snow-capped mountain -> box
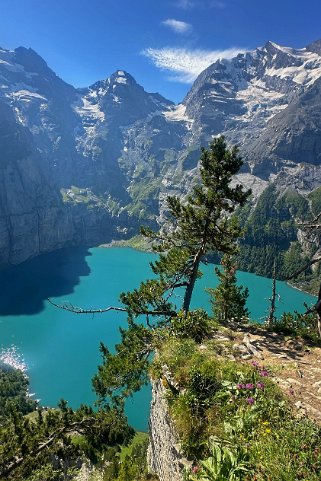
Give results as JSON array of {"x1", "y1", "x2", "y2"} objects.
[
  {"x1": 1, "y1": 40, "x2": 321, "y2": 266},
  {"x1": 183, "y1": 40, "x2": 321, "y2": 173}
]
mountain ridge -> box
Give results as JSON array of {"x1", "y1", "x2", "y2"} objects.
[{"x1": 0, "y1": 39, "x2": 321, "y2": 267}]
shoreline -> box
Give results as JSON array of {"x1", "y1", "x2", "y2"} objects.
[{"x1": 99, "y1": 235, "x2": 153, "y2": 252}]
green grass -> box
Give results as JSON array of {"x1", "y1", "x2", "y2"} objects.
[{"x1": 119, "y1": 432, "x2": 149, "y2": 461}]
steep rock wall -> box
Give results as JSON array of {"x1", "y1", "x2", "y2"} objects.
[{"x1": 148, "y1": 380, "x2": 188, "y2": 481}]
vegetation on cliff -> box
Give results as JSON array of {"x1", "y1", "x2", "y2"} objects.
[
  {"x1": 92, "y1": 136, "x2": 251, "y2": 405},
  {"x1": 153, "y1": 333, "x2": 321, "y2": 481}
]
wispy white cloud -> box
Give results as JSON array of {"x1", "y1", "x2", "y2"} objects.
[
  {"x1": 175, "y1": 0, "x2": 196, "y2": 9},
  {"x1": 175, "y1": 0, "x2": 226, "y2": 9},
  {"x1": 141, "y1": 47, "x2": 245, "y2": 83},
  {"x1": 162, "y1": 18, "x2": 192, "y2": 34}
]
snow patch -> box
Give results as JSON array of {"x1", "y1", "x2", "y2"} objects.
[
  {"x1": 114, "y1": 71, "x2": 127, "y2": 84},
  {"x1": 74, "y1": 95, "x2": 105, "y2": 121},
  {"x1": 265, "y1": 61, "x2": 321, "y2": 86},
  {"x1": 0, "y1": 49, "x2": 32, "y2": 76},
  {"x1": 12, "y1": 89, "x2": 47, "y2": 101},
  {"x1": 115, "y1": 76, "x2": 127, "y2": 84},
  {"x1": 260, "y1": 44, "x2": 321, "y2": 86},
  {"x1": 163, "y1": 104, "x2": 192, "y2": 122}
]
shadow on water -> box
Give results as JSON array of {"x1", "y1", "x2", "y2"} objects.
[{"x1": 0, "y1": 247, "x2": 92, "y2": 316}]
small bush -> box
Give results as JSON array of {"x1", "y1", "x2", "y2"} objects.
[
  {"x1": 171, "y1": 309, "x2": 214, "y2": 343},
  {"x1": 270, "y1": 311, "x2": 320, "y2": 344}
]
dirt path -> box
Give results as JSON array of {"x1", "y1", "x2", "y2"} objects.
[{"x1": 222, "y1": 324, "x2": 321, "y2": 424}]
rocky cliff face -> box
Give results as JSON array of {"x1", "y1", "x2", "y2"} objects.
[
  {"x1": 148, "y1": 380, "x2": 188, "y2": 481},
  {"x1": 1, "y1": 40, "x2": 321, "y2": 266},
  {"x1": 0, "y1": 48, "x2": 168, "y2": 265}
]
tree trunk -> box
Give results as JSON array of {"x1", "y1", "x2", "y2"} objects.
[
  {"x1": 266, "y1": 261, "x2": 277, "y2": 327},
  {"x1": 182, "y1": 247, "x2": 204, "y2": 313},
  {"x1": 317, "y1": 314, "x2": 321, "y2": 339}
]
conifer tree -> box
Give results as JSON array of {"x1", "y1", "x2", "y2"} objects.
[
  {"x1": 209, "y1": 254, "x2": 249, "y2": 323},
  {"x1": 93, "y1": 137, "x2": 251, "y2": 404},
  {"x1": 121, "y1": 135, "x2": 251, "y2": 317},
  {"x1": 50, "y1": 137, "x2": 251, "y2": 404}
]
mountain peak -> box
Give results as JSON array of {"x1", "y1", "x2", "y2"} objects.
[
  {"x1": 14, "y1": 46, "x2": 49, "y2": 73},
  {"x1": 109, "y1": 70, "x2": 136, "y2": 86},
  {"x1": 265, "y1": 40, "x2": 279, "y2": 49},
  {"x1": 306, "y1": 39, "x2": 321, "y2": 55},
  {"x1": 262, "y1": 40, "x2": 295, "y2": 55}
]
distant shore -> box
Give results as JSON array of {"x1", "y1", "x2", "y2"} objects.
[{"x1": 99, "y1": 235, "x2": 152, "y2": 252}]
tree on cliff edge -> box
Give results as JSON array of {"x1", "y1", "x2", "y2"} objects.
[
  {"x1": 92, "y1": 137, "x2": 251, "y2": 404},
  {"x1": 49, "y1": 137, "x2": 251, "y2": 404},
  {"x1": 208, "y1": 254, "x2": 249, "y2": 323},
  {"x1": 120, "y1": 135, "x2": 251, "y2": 318}
]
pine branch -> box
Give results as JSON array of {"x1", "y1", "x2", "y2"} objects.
[
  {"x1": 47, "y1": 298, "x2": 176, "y2": 318},
  {"x1": 1, "y1": 417, "x2": 97, "y2": 477},
  {"x1": 47, "y1": 298, "x2": 127, "y2": 314}
]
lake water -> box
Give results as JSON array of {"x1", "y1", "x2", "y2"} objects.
[{"x1": 0, "y1": 246, "x2": 316, "y2": 431}]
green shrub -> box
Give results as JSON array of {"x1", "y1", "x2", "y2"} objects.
[
  {"x1": 156, "y1": 334, "x2": 321, "y2": 480},
  {"x1": 0, "y1": 364, "x2": 36, "y2": 420},
  {"x1": 270, "y1": 311, "x2": 320, "y2": 344},
  {"x1": 171, "y1": 309, "x2": 214, "y2": 343}
]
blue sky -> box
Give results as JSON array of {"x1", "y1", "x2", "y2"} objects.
[{"x1": 1, "y1": 0, "x2": 321, "y2": 102}]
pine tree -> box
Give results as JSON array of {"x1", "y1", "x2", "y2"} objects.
[
  {"x1": 93, "y1": 137, "x2": 251, "y2": 404},
  {"x1": 121, "y1": 136, "x2": 251, "y2": 318},
  {"x1": 0, "y1": 401, "x2": 133, "y2": 480},
  {"x1": 208, "y1": 254, "x2": 249, "y2": 323},
  {"x1": 50, "y1": 136, "x2": 251, "y2": 322}
]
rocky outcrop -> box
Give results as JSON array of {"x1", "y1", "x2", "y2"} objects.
[{"x1": 148, "y1": 380, "x2": 188, "y2": 481}]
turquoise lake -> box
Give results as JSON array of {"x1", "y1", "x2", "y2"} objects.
[{"x1": 0, "y1": 246, "x2": 316, "y2": 431}]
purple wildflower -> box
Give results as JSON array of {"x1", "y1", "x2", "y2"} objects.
[
  {"x1": 237, "y1": 383, "x2": 246, "y2": 389},
  {"x1": 245, "y1": 383, "x2": 255, "y2": 390},
  {"x1": 259, "y1": 370, "x2": 269, "y2": 377},
  {"x1": 246, "y1": 397, "x2": 255, "y2": 405},
  {"x1": 289, "y1": 388, "x2": 294, "y2": 395},
  {"x1": 251, "y1": 360, "x2": 259, "y2": 368},
  {"x1": 256, "y1": 382, "x2": 265, "y2": 390}
]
